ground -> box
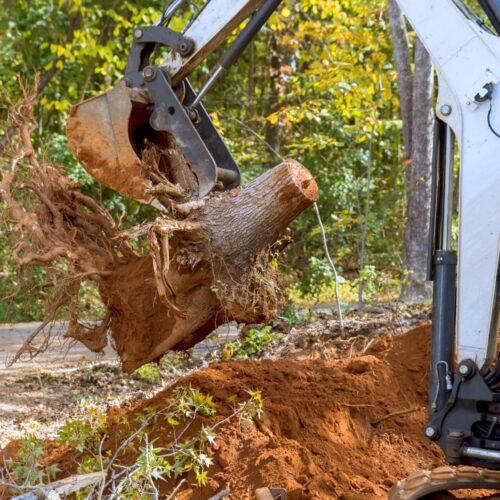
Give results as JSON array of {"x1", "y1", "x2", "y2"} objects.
[
  {"x1": 0, "y1": 305, "x2": 451, "y2": 499},
  {"x1": 0, "y1": 321, "x2": 237, "y2": 447}
]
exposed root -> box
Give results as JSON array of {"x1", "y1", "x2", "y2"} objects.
[
  {"x1": 1, "y1": 83, "x2": 138, "y2": 364},
  {"x1": 213, "y1": 250, "x2": 286, "y2": 324},
  {"x1": 141, "y1": 141, "x2": 199, "y2": 211},
  {"x1": 64, "y1": 312, "x2": 111, "y2": 353},
  {"x1": 148, "y1": 218, "x2": 203, "y2": 317}
]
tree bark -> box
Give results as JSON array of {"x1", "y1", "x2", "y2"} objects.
[
  {"x1": 388, "y1": 2, "x2": 434, "y2": 301},
  {"x1": 403, "y1": 39, "x2": 434, "y2": 300},
  {"x1": 388, "y1": 0, "x2": 413, "y2": 158},
  {"x1": 102, "y1": 160, "x2": 319, "y2": 372}
]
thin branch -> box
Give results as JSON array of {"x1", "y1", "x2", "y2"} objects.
[
  {"x1": 358, "y1": 126, "x2": 375, "y2": 308},
  {"x1": 166, "y1": 479, "x2": 187, "y2": 500},
  {"x1": 371, "y1": 407, "x2": 421, "y2": 426}
]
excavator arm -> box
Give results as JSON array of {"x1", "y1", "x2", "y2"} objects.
[{"x1": 67, "y1": 0, "x2": 281, "y2": 202}]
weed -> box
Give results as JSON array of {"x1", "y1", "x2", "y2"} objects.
[
  {"x1": 224, "y1": 326, "x2": 281, "y2": 358},
  {"x1": 280, "y1": 302, "x2": 301, "y2": 327},
  {"x1": 7, "y1": 435, "x2": 58, "y2": 487},
  {"x1": 133, "y1": 363, "x2": 162, "y2": 384},
  {"x1": 58, "y1": 403, "x2": 107, "y2": 453}
]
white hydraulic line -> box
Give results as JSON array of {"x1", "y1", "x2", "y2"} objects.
[{"x1": 314, "y1": 202, "x2": 345, "y2": 330}]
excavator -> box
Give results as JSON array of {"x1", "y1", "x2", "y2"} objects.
[{"x1": 65, "y1": 0, "x2": 500, "y2": 497}]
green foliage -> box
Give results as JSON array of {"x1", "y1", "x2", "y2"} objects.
[
  {"x1": 133, "y1": 363, "x2": 162, "y2": 384},
  {"x1": 0, "y1": 232, "x2": 47, "y2": 322},
  {"x1": 297, "y1": 256, "x2": 343, "y2": 301},
  {"x1": 8, "y1": 435, "x2": 58, "y2": 486},
  {"x1": 57, "y1": 403, "x2": 107, "y2": 452},
  {"x1": 225, "y1": 326, "x2": 281, "y2": 358},
  {"x1": 238, "y1": 389, "x2": 264, "y2": 426},
  {"x1": 172, "y1": 385, "x2": 218, "y2": 418},
  {"x1": 279, "y1": 302, "x2": 302, "y2": 327}
]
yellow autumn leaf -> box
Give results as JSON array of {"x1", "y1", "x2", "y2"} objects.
[
  {"x1": 266, "y1": 111, "x2": 281, "y2": 125},
  {"x1": 281, "y1": 6, "x2": 291, "y2": 18}
]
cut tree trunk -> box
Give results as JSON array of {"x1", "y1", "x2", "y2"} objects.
[{"x1": 101, "y1": 160, "x2": 319, "y2": 372}]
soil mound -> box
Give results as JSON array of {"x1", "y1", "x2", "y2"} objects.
[
  {"x1": 3, "y1": 324, "x2": 442, "y2": 499},
  {"x1": 156, "y1": 323, "x2": 441, "y2": 499}
]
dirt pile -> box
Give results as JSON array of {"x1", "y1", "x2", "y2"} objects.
[
  {"x1": 162, "y1": 323, "x2": 441, "y2": 499},
  {"x1": 2, "y1": 324, "x2": 442, "y2": 499}
]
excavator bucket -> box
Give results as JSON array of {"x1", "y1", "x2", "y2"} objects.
[{"x1": 67, "y1": 82, "x2": 152, "y2": 203}]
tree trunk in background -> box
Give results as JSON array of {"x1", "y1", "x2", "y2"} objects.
[
  {"x1": 403, "y1": 39, "x2": 434, "y2": 300},
  {"x1": 388, "y1": 0, "x2": 413, "y2": 157},
  {"x1": 265, "y1": 33, "x2": 285, "y2": 165},
  {"x1": 388, "y1": 0, "x2": 434, "y2": 301}
]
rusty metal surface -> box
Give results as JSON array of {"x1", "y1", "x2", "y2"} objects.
[{"x1": 66, "y1": 82, "x2": 151, "y2": 203}]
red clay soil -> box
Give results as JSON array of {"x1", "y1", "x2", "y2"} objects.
[
  {"x1": 3, "y1": 324, "x2": 445, "y2": 499},
  {"x1": 167, "y1": 324, "x2": 442, "y2": 499}
]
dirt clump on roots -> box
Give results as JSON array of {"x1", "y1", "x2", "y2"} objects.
[{"x1": 13, "y1": 324, "x2": 446, "y2": 499}]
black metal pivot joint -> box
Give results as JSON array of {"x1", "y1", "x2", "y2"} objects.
[
  {"x1": 125, "y1": 25, "x2": 195, "y2": 76},
  {"x1": 458, "y1": 359, "x2": 476, "y2": 380}
]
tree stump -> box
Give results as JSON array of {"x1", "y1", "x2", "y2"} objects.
[
  {"x1": 1, "y1": 99, "x2": 319, "y2": 372},
  {"x1": 101, "y1": 160, "x2": 319, "y2": 372}
]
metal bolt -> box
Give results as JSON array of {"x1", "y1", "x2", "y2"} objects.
[
  {"x1": 187, "y1": 108, "x2": 199, "y2": 123},
  {"x1": 178, "y1": 39, "x2": 194, "y2": 56},
  {"x1": 134, "y1": 28, "x2": 144, "y2": 40},
  {"x1": 440, "y1": 104, "x2": 452, "y2": 116},
  {"x1": 425, "y1": 426, "x2": 437, "y2": 439},
  {"x1": 459, "y1": 364, "x2": 471, "y2": 376},
  {"x1": 143, "y1": 66, "x2": 156, "y2": 81}
]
